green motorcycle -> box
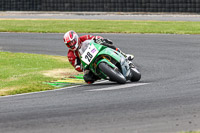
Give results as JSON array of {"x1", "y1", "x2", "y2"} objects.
[{"x1": 79, "y1": 40, "x2": 141, "y2": 84}]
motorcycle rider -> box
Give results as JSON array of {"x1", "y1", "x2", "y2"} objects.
[{"x1": 63, "y1": 30, "x2": 134, "y2": 84}]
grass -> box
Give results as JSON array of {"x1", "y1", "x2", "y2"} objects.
[
  {"x1": 0, "y1": 51, "x2": 80, "y2": 96},
  {"x1": 0, "y1": 19, "x2": 200, "y2": 34},
  {"x1": 181, "y1": 131, "x2": 200, "y2": 133}
]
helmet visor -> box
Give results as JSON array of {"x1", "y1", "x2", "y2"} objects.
[{"x1": 66, "y1": 39, "x2": 77, "y2": 49}]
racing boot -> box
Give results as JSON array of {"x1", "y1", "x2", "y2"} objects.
[
  {"x1": 126, "y1": 54, "x2": 134, "y2": 61},
  {"x1": 128, "y1": 60, "x2": 135, "y2": 68},
  {"x1": 83, "y1": 70, "x2": 100, "y2": 84}
]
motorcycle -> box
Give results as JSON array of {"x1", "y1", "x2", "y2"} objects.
[{"x1": 79, "y1": 40, "x2": 141, "y2": 84}]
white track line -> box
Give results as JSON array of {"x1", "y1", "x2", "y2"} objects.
[
  {"x1": 0, "y1": 80, "x2": 107, "y2": 98},
  {"x1": 0, "y1": 84, "x2": 83, "y2": 98},
  {"x1": 87, "y1": 83, "x2": 149, "y2": 92},
  {"x1": 0, "y1": 81, "x2": 148, "y2": 98}
]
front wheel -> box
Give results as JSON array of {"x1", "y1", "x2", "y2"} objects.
[{"x1": 98, "y1": 62, "x2": 126, "y2": 84}]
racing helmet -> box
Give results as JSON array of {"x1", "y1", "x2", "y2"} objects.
[{"x1": 63, "y1": 30, "x2": 79, "y2": 51}]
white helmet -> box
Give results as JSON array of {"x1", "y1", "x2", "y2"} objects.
[{"x1": 63, "y1": 30, "x2": 79, "y2": 51}]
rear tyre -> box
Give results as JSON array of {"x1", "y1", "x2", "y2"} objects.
[
  {"x1": 130, "y1": 68, "x2": 141, "y2": 82},
  {"x1": 98, "y1": 62, "x2": 126, "y2": 84}
]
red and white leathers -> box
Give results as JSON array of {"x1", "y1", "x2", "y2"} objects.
[{"x1": 67, "y1": 35, "x2": 103, "y2": 72}]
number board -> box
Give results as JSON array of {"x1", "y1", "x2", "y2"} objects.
[{"x1": 81, "y1": 44, "x2": 98, "y2": 65}]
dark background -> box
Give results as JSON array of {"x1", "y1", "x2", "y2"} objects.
[{"x1": 0, "y1": 0, "x2": 200, "y2": 13}]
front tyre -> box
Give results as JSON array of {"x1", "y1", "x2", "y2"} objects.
[{"x1": 98, "y1": 62, "x2": 126, "y2": 84}]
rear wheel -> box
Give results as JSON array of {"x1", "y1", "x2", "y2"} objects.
[
  {"x1": 98, "y1": 62, "x2": 126, "y2": 84},
  {"x1": 130, "y1": 68, "x2": 141, "y2": 82}
]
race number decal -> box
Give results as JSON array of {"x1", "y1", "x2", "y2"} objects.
[{"x1": 81, "y1": 44, "x2": 98, "y2": 65}]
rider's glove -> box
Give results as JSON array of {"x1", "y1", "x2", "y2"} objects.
[
  {"x1": 104, "y1": 39, "x2": 113, "y2": 44},
  {"x1": 94, "y1": 38, "x2": 104, "y2": 44},
  {"x1": 94, "y1": 38, "x2": 113, "y2": 45},
  {"x1": 75, "y1": 57, "x2": 83, "y2": 72},
  {"x1": 75, "y1": 65, "x2": 82, "y2": 72}
]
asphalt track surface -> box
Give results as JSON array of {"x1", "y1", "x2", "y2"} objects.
[
  {"x1": 0, "y1": 32, "x2": 200, "y2": 133},
  {"x1": 1, "y1": 12, "x2": 200, "y2": 21}
]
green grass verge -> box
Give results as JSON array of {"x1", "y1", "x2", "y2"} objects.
[
  {"x1": 0, "y1": 19, "x2": 200, "y2": 34},
  {"x1": 0, "y1": 51, "x2": 77, "y2": 96},
  {"x1": 181, "y1": 131, "x2": 200, "y2": 133}
]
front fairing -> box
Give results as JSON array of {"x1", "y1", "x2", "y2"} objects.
[{"x1": 79, "y1": 40, "x2": 103, "y2": 70}]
